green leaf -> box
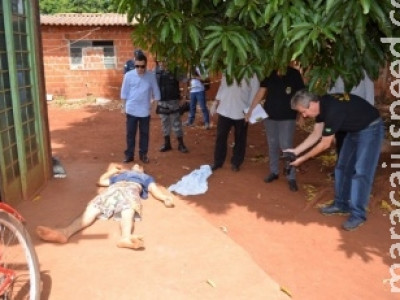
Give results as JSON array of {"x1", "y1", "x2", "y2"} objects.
[
  {"x1": 360, "y1": 0, "x2": 370, "y2": 14},
  {"x1": 188, "y1": 24, "x2": 200, "y2": 50},
  {"x1": 202, "y1": 37, "x2": 222, "y2": 58},
  {"x1": 228, "y1": 35, "x2": 248, "y2": 63}
]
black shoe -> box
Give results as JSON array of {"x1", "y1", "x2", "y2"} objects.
[
  {"x1": 159, "y1": 144, "x2": 172, "y2": 152},
  {"x1": 139, "y1": 154, "x2": 149, "y2": 164},
  {"x1": 231, "y1": 165, "x2": 239, "y2": 172},
  {"x1": 264, "y1": 173, "x2": 279, "y2": 183},
  {"x1": 211, "y1": 164, "x2": 221, "y2": 171},
  {"x1": 178, "y1": 144, "x2": 188, "y2": 153},
  {"x1": 288, "y1": 180, "x2": 298, "y2": 192},
  {"x1": 123, "y1": 157, "x2": 133, "y2": 163}
]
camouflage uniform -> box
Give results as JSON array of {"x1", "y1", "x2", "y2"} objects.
[
  {"x1": 156, "y1": 66, "x2": 188, "y2": 153},
  {"x1": 158, "y1": 100, "x2": 183, "y2": 137}
]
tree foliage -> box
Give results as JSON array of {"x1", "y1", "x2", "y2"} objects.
[
  {"x1": 39, "y1": 0, "x2": 118, "y2": 14},
  {"x1": 113, "y1": 0, "x2": 397, "y2": 93}
]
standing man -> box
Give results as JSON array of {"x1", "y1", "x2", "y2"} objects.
[
  {"x1": 120, "y1": 52, "x2": 160, "y2": 164},
  {"x1": 211, "y1": 74, "x2": 259, "y2": 172},
  {"x1": 155, "y1": 59, "x2": 188, "y2": 153},
  {"x1": 288, "y1": 90, "x2": 384, "y2": 231},
  {"x1": 245, "y1": 67, "x2": 305, "y2": 191}
]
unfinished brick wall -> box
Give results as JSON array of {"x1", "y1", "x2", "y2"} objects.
[{"x1": 41, "y1": 25, "x2": 156, "y2": 100}]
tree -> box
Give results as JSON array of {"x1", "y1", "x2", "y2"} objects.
[
  {"x1": 39, "y1": 0, "x2": 118, "y2": 14},
  {"x1": 114, "y1": 0, "x2": 396, "y2": 94}
]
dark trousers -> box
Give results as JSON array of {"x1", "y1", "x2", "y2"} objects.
[
  {"x1": 213, "y1": 115, "x2": 248, "y2": 168},
  {"x1": 124, "y1": 114, "x2": 150, "y2": 159}
]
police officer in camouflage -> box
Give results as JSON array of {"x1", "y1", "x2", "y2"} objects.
[{"x1": 155, "y1": 59, "x2": 188, "y2": 153}]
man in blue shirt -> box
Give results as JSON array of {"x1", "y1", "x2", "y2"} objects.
[{"x1": 120, "y1": 52, "x2": 161, "y2": 164}]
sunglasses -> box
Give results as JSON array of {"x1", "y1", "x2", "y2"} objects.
[{"x1": 135, "y1": 65, "x2": 146, "y2": 69}]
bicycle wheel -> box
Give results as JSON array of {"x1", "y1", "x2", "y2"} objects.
[{"x1": 0, "y1": 211, "x2": 40, "y2": 299}]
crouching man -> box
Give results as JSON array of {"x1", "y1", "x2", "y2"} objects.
[{"x1": 287, "y1": 90, "x2": 384, "y2": 231}]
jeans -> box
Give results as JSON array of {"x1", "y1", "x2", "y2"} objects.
[
  {"x1": 264, "y1": 118, "x2": 296, "y2": 180},
  {"x1": 188, "y1": 91, "x2": 210, "y2": 124},
  {"x1": 213, "y1": 115, "x2": 248, "y2": 168},
  {"x1": 124, "y1": 114, "x2": 150, "y2": 159},
  {"x1": 333, "y1": 118, "x2": 384, "y2": 220}
]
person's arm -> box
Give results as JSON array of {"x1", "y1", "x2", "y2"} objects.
[
  {"x1": 151, "y1": 74, "x2": 161, "y2": 101},
  {"x1": 290, "y1": 122, "x2": 324, "y2": 156},
  {"x1": 244, "y1": 87, "x2": 267, "y2": 122},
  {"x1": 97, "y1": 165, "x2": 123, "y2": 187},
  {"x1": 287, "y1": 122, "x2": 333, "y2": 166},
  {"x1": 148, "y1": 182, "x2": 174, "y2": 207},
  {"x1": 211, "y1": 76, "x2": 226, "y2": 116},
  {"x1": 120, "y1": 75, "x2": 128, "y2": 113},
  {"x1": 291, "y1": 134, "x2": 334, "y2": 166}
]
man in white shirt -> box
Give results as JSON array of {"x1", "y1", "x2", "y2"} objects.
[{"x1": 210, "y1": 74, "x2": 259, "y2": 172}]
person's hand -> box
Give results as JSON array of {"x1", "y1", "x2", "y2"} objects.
[
  {"x1": 244, "y1": 111, "x2": 252, "y2": 122},
  {"x1": 120, "y1": 103, "x2": 125, "y2": 114},
  {"x1": 107, "y1": 163, "x2": 123, "y2": 173},
  {"x1": 210, "y1": 101, "x2": 218, "y2": 116}
]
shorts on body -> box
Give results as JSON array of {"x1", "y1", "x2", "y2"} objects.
[{"x1": 91, "y1": 181, "x2": 143, "y2": 221}]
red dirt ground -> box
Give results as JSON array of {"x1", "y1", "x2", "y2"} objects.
[{"x1": 27, "y1": 101, "x2": 396, "y2": 299}]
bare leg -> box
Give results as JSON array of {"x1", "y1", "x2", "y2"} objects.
[
  {"x1": 116, "y1": 209, "x2": 144, "y2": 250},
  {"x1": 36, "y1": 203, "x2": 101, "y2": 244}
]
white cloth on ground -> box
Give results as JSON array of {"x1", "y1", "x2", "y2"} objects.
[{"x1": 168, "y1": 165, "x2": 212, "y2": 196}]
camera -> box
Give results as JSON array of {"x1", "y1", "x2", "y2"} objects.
[{"x1": 282, "y1": 151, "x2": 296, "y2": 176}]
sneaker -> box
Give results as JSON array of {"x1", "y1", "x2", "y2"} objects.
[
  {"x1": 320, "y1": 205, "x2": 350, "y2": 216},
  {"x1": 184, "y1": 121, "x2": 194, "y2": 127},
  {"x1": 204, "y1": 123, "x2": 210, "y2": 130},
  {"x1": 342, "y1": 216, "x2": 365, "y2": 231}
]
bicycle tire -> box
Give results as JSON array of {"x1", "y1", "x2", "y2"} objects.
[{"x1": 0, "y1": 211, "x2": 40, "y2": 299}]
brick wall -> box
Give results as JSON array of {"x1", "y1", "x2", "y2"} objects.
[{"x1": 41, "y1": 25, "x2": 156, "y2": 100}]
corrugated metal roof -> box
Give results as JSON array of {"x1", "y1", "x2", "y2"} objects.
[{"x1": 40, "y1": 13, "x2": 137, "y2": 26}]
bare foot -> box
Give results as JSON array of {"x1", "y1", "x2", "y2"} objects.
[
  {"x1": 36, "y1": 226, "x2": 68, "y2": 244},
  {"x1": 117, "y1": 236, "x2": 145, "y2": 250},
  {"x1": 163, "y1": 197, "x2": 175, "y2": 208}
]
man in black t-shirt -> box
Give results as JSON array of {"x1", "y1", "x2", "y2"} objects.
[
  {"x1": 245, "y1": 67, "x2": 305, "y2": 192},
  {"x1": 287, "y1": 90, "x2": 384, "y2": 231}
]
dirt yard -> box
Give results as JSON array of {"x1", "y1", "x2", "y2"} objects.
[{"x1": 36, "y1": 100, "x2": 395, "y2": 299}]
